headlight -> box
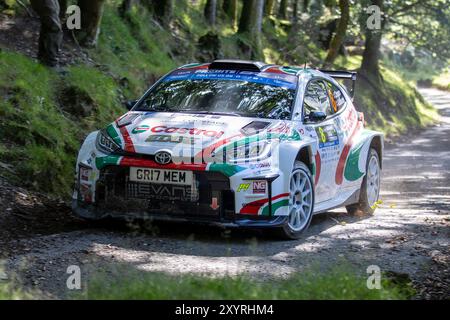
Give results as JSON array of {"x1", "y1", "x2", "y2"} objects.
[
  {"x1": 218, "y1": 141, "x2": 271, "y2": 162},
  {"x1": 96, "y1": 130, "x2": 122, "y2": 154}
]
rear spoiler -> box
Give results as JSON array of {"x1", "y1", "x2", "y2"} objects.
[{"x1": 319, "y1": 69, "x2": 357, "y2": 99}]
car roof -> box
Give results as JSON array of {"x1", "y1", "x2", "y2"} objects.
[
  {"x1": 177, "y1": 60, "x2": 319, "y2": 77},
  {"x1": 169, "y1": 60, "x2": 348, "y2": 92},
  {"x1": 167, "y1": 60, "x2": 355, "y2": 98}
]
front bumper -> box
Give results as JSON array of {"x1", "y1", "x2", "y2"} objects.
[
  {"x1": 72, "y1": 199, "x2": 288, "y2": 228},
  {"x1": 73, "y1": 163, "x2": 288, "y2": 228},
  {"x1": 74, "y1": 129, "x2": 291, "y2": 227}
]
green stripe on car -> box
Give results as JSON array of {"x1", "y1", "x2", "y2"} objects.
[
  {"x1": 106, "y1": 124, "x2": 122, "y2": 146},
  {"x1": 95, "y1": 155, "x2": 122, "y2": 170},
  {"x1": 261, "y1": 198, "x2": 290, "y2": 216}
]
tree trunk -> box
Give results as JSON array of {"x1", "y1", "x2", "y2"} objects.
[
  {"x1": 151, "y1": 0, "x2": 173, "y2": 26},
  {"x1": 238, "y1": 0, "x2": 264, "y2": 58},
  {"x1": 324, "y1": 0, "x2": 350, "y2": 67},
  {"x1": 360, "y1": 0, "x2": 384, "y2": 83},
  {"x1": 77, "y1": 0, "x2": 105, "y2": 48},
  {"x1": 238, "y1": 0, "x2": 263, "y2": 35},
  {"x1": 204, "y1": 0, "x2": 217, "y2": 26},
  {"x1": 222, "y1": 0, "x2": 237, "y2": 23},
  {"x1": 303, "y1": 0, "x2": 309, "y2": 12},
  {"x1": 292, "y1": 0, "x2": 299, "y2": 24},
  {"x1": 238, "y1": 0, "x2": 253, "y2": 33},
  {"x1": 278, "y1": 0, "x2": 288, "y2": 19},
  {"x1": 265, "y1": 0, "x2": 275, "y2": 16},
  {"x1": 59, "y1": 0, "x2": 68, "y2": 20},
  {"x1": 254, "y1": 0, "x2": 264, "y2": 34},
  {"x1": 119, "y1": 0, "x2": 134, "y2": 17}
]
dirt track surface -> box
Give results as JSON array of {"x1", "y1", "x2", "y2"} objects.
[{"x1": 1, "y1": 88, "x2": 449, "y2": 299}]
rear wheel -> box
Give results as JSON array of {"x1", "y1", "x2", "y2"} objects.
[
  {"x1": 346, "y1": 148, "x2": 381, "y2": 215},
  {"x1": 277, "y1": 162, "x2": 314, "y2": 240}
]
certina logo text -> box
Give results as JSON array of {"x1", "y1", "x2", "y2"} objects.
[
  {"x1": 146, "y1": 135, "x2": 199, "y2": 144},
  {"x1": 151, "y1": 126, "x2": 225, "y2": 138}
]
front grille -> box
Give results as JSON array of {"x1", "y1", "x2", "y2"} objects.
[
  {"x1": 95, "y1": 166, "x2": 235, "y2": 220},
  {"x1": 126, "y1": 182, "x2": 196, "y2": 202}
]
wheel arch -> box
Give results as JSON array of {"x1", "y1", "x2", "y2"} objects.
[
  {"x1": 277, "y1": 138, "x2": 317, "y2": 187},
  {"x1": 369, "y1": 135, "x2": 383, "y2": 169},
  {"x1": 343, "y1": 129, "x2": 383, "y2": 185},
  {"x1": 295, "y1": 145, "x2": 314, "y2": 174}
]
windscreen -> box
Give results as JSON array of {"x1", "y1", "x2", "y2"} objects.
[{"x1": 133, "y1": 71, "x2": 297, "y2": 120}]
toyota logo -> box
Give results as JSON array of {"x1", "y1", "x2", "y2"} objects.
[{"x1": 154, "y1": 151, "x2": 172, "y2": 165}]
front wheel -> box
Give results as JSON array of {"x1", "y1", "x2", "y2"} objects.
[
  {"x1": 277, "y1": 162, "x2": 315, "y2": 240},
  {"x1": 346, "y1": 148, "x2": 381, "y2": 215}
]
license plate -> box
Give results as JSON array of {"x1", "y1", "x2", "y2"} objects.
[{"x1": 129, "y1": 167, "x2": 193, "y2": 186}]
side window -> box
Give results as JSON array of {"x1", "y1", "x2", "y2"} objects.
[
  {"x1": 303, "y1": 80, "x2": 333, "y2": 118},
  {"x1": 325, "y1": 81, "x2": 347, "y2": 113}
]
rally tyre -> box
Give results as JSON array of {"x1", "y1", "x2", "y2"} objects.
[
  {"x1": 276, "y1": 161, "x2": 315, "y2": 240},
  {"x1": 346, "y1": 148, "x2": 381, "y2": 216}
]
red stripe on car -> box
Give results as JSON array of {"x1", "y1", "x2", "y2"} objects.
[
  {"x1": 119, "y1": 157, "x2": 207, "y2": 171},
  {"x1": 335, "y1": 121, "x2": 362, "y2": 185},
  {"x1": 196, "y1": 133, "x2": 244, "y2": 161},
  {"x1": 181, "y1": 64, "x2": 210, "y2": 70},
  {"x1": 264, "y1": 67, "x2": 285, "y2": 74},
  {"x1": 239, "y1": 193, "x2": 290, "y2": 215},
  {"x1": 118, "y1": 126, "x2": 136, "y2": 153},
  {"x1": 315, "y1": 152, "x2": 321, "y2": 186}
]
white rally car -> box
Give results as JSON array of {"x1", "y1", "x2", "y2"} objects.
[{"x1": 73, "y1": 60, "x2": 383, "y2": 239}]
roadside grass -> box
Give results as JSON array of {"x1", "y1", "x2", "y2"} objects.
[
  {"x1": 0, "y1": 50, "x2": 127, "y2": 195},
  {"x1": 0, "y1": 1, "x2": 179, "y2": 196},
  {"x1": 0, "y1": 282, "x2": 28, "y2": 300},
  {"x1": 0, "y1": 268, "x2": 30, "y2": 300},
  {"x1": 94, "y1": 4, "x2": 176, "y2": 97},
  {"x1": 0, "y1": 51, "x2": 78, "y2": 194},
  {"x1": 356, "y1": 67, "x2": 438, "y2": 137},
  {"x1": 335, "y1": 55, "x2": 438, "y2": 137},
  {"x1": 433, "y1": 69, "x2": 450, "y2": 91},
  {"x1": 383, "y1": 58, "x2": 450, "y2": 92},
  {"x1": 84, "y1": 267, "x2": 413, "y2": 300},
  {"x1": 63, "y1": 65, "x2": 123, "y2": 127}
]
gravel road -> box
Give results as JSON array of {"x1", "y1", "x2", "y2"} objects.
[{"x1": 1, "y1": 88, "x2": 449, "y2": 299}]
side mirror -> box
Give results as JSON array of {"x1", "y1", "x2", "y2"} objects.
[
  {"x1": 307, "y1": 111, "x2": 327, "y2": 123},
  {"x1": 124, "y1": 100, "x2": 138, "y2": 111}
]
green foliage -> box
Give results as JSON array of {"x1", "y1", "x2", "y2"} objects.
[
  {"x1": 386, "y1": 0, "x2": 450, "y2": 62},
  {"x1": 0, "y1": 283, "x2": 24, "y2": 300},
  {"x1": 84, "y1": 266, "x2": 412, "y2": 300},
  {"x1": 0, "y1": 268, "x2": 30, "y2": 300},
  {"x1": 0, "y1": 50, "x2": 126, "y2": 195},
  {"x1": 333, "y1": 55, "x2": 438, "y2": 136},
  {"x1": 0, "y1": 51, "x2": 78, "y2": 194},
  {"x1": 0, "y1": 2, "x2": 184, "y2": 195},
  {"x1": 354, "y1": 67, "x2": 438, "y2": 136},
  {"x1": 94, "y1": 5, "x2": 176, "y2": 97},
  {"x1": 64, "y1": 65, "x2": 123, "y2": 127}
]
